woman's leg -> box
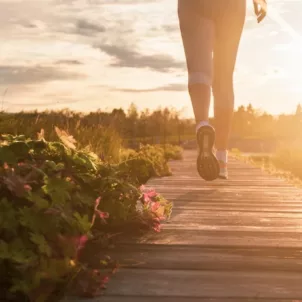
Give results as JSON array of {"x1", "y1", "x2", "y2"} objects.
[
  {"x1": 178, "y1": 0, "x2": 215, "y2": 124},
  {"x1": 212, "y1": 0, "x2": 246, "y2": 151},
  {"x1": 178, "y1": 1, "x2": 221, "y2": 181}
]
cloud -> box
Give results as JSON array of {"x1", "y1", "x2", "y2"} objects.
[
  {"x1": 54, "y1": 60, "x2": 82, "y2": 65},
  {"x1": 96, "y1": 44, "x2": 185, "y2": 72},
  {"x1": 75, "y1": 19, "x2": 106, "y2": 35},
  {"x1": 113, "y1": 83, "x2": 186, "y2": 93},
  {"x1": 0, "y1": 65, "x2": 83, "y2": 86},
  {"x1": 53, "y1": 18, "x2": 107, "y2": 37}
]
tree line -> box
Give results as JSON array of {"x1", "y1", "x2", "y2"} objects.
[{"x1": 1, "y1": 103, "x2": 302, "y2": 145}]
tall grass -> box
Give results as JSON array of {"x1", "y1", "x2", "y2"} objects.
[
  {"x1": 272, "y1": 148, "x2": 302, "y2": 180},
  {"x1": 0, "y1": 112, "x2": 122, "y2": 162},
  {"x1": 235, "y1": 147, "x2": 302, "y2": 183}
]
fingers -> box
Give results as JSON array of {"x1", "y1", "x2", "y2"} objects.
[
  {"x1": 254, "y1": 1, "x2": 267, "y2": 23},
  {"x1": 254, "y1": 3, "x2": 259, "y2": 15},
  {"x1": 257, "y1": 9, "x2": 267, "y2": 23}
]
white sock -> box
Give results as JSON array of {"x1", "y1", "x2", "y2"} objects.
[
  {"x1": 195, "y1": 120, "x2": 209, "y2": 134},
  {"x1": 216, "y1": 150, "x2": 228, "y2": 163}
]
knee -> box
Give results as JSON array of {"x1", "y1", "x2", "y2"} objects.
[{"x1": 188, "y1": 72, "x2": 212, "y2": 86}]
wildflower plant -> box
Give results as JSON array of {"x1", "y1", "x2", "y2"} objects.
[{"x1": 0, "y1": 130, "x2": 173, "y2": 301}]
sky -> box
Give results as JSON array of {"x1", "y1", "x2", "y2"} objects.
[{"x1": 1, "y1": 0, "x2": 302, "y2": 117}]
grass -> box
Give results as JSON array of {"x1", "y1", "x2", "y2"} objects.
[{"x1": 230, "y1": 148, "x2": 302, "y2": 187}]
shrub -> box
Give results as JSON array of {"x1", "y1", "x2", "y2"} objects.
[
  {"x1": 161, "y1": 144, "x2": 183, "y2": 161},
  {"x1": 0, "y1": 131, "x2": 173, "y2": 301},
  {"x1": 119, "y1": 144, "x2": 173, "y2": 185}
]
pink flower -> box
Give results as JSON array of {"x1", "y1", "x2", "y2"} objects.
[
  {"x1": 76, "y1": 235, "x2": 88, "y2": 251},
  {"x1": 153, "y1": 217, "x2": 160, "y2": 223},
  {"x1": 93, "y1": 196, "x2": 109, "y2": 223},
  {"x1": 152, "y1": 217, "x2": 161, "y2": 232},
  {"x1": 142, "y1": 188, "x2": 158, "y2": 204},
  {"x1": 97, "y1": 211, "x2": 109, "y2": 219},
  {"x1": 147, "y1": 190, "x2": 157, "y2": 198},
  {"x1": 159, "y1": 215, "x2": 166, "y2": 221},
  {"x1": 95, "y1": 197, "x2": 101, "y2": 208},
  {"x1": 142, "y1": 193, "x2": 151, "y2": 204},
  {"x1": 151, "y1": 202, "x2": 160, "y2": 212},
  {"x1": 3, "y1": 163, "x2": 9, "y2": 169},
  {"x1": 96, "y1": 210, "x2": 109, "y2": 223},
  {"x1": 24, "y1": 184, "x2": 32, "y2": 192},
  {"x1": 102, "y1": 276, "x2": 109, "y2": 284},
  {"x1": 139, "y1": 185, "x2": 146, "y2": 191},
  {"x1": 18, "y1": 162, "x2": 25, "y2": 167},
  {"x1": 153, "y1": 223, "x2": 161, "y2": 233}
]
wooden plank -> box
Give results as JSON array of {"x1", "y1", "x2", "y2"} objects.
[
  {"x1": 149, "y1": 179, "x2": 293, "y2": 186},
  {"x1": 66, "y1": 296, "x2": 298, "y2": 302},
  {"x1": 166, "y1": 198, "x2": 302, "y2": 204},
  {"x1": 156, "y1": 193, "x2": 302, "y2": 200},
  {"x1": 169, "y1": 210, "x2": 302, "y2": 218},
  {"x1": 127, "y1": 229, "x2": 302, "y2": 248},
  {"x1": 153, "y1": 187, "x2": 301, "y2": 193},
  {"x1": 172, "y1": 204, "x2": 302, "y2": 211},
  {"x1": 84, "y1": 245, "x2": 302, "y2": 272},
  {"x1": 104, "y1": 269, "x2": 302, "y2": 298},
  {"x1": 162, "y1": 224, "x2": 302, "y2": 232}
]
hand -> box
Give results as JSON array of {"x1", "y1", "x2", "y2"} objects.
[{"x1": 253, "y1": 0, "x2": 267, "y2": 23}]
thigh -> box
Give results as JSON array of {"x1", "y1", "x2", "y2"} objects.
[
  {"x1": 213, "y1": 0, "x2": 246, "y2": 85},
  {"x1": 178, "y1": 0, "x2": 215, "y2": 84}
]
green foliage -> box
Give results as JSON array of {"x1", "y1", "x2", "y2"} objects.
[
  {"x1": 0, "y1": 132, "x2": 173, "y2": 301},
  {"x1": 272, "y1": 148, "x2": 302, "y2": 179},
  {"x1": 161, "y1": 144, "x2": 183, "y2": 161},
  {"x1": 119, "y1": 144, "x2": 175, "y2": 185}
]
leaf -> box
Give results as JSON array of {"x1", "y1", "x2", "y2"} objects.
[
  {"x1": 73, "y1": 212, "x2": 92, "y2": 233},
  {"x1": 30, "y1": 233, "x2": 52, "y2": 257},
  {"x1": 27, "y1": 192, "x2": 49, "y2": 209},
  {"x1": 10, "y1": 238, "x2": 37, "y2": 264},
  {"x1": 27, "y1": 139, "x2": 48, "y2": 151},
  {"x1": 42, "y1": 178, "x2": 73, "y2": 205},
  {"x1": 0, "y1": 198, "x2": 18, "y2": 231},
  {"x1": 3, "y1": 172, "x2": 31, "y2": 197},
  {"x1": 48, "y1": 142, "x2": 67, "y2": 154},
  {"x1": 76, "y1": 152, "x2": 98, "y2": 171},
  {"x1": 55, "y1": 126, "x2": 77, "y2": 150},
  {"x1": 0, "y1": 145, "x2": 16, "y2": 164},
  {"x1": 7, "y1": 141, "x2": 30, "y2": 158},
  {"x1": 18, "y1": 207, "x2": 37, "y2": 230}
]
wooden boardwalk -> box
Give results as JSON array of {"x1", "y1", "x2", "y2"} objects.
[{"x1": 72, "y1": 150, "x2": 302, "y2": 301}]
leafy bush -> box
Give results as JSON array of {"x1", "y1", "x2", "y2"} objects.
[
  {"x1": 161, "y1": 144, "x2": 183, "y2": 161},
  {"x1": 0, "y1": 131, "x2": 173, "y2": 301},
  {"x1": 119, "y1": 144, "x2": 173, "y2": 184}
]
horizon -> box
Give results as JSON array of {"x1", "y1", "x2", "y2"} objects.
[
  {"x1": 2, "y1": 102, "x2": 301, "y2": 119},
  {"x1": 1, "y1": 0, "x2": 302, "y2": 117}
]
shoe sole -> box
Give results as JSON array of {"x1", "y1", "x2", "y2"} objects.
[{"x1": 196, "y1": 126, "x2": 220, "y2": 181}]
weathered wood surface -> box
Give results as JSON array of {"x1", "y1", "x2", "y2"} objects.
[{"x1": 68, "y1": 150, "x2": 302, "y2": 301}]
